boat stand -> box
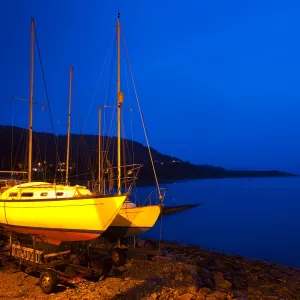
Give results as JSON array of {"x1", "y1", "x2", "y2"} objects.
[
  {"x1": 0, "y1": 234, "x2": 109, "y2": 294},
  {"x1": 92, "y1": 236, "x2": 163, "y2": 263}
]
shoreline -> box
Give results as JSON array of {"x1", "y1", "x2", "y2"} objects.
[
  {"x1": 151, "y1": 238, "x2": 299, "y2": 270},
  {"x1": 135, "y1": 173, "x2": 298, "y2": 188},
  {"x1": 0, "y1": 238, "x2": 299, "y2": 299}
]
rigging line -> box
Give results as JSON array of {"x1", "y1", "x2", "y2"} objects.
[
  {"x1": 24, "y1": 119, "x2": 29, "y2": 177},
  {"x1": 103, "y1": 83, "x2": 118, "y2": 172},
  {"x1": 10, "y1": 99, "x2": 15, "y2": 176},
  {"x1": 94, "y1": 37, "x2": 116, "y2": 180},
  {"x1": 34, "y1": 133, "x2": 42, "y2": 174},
  {"x1": 80, "y1": 27, "x2": 116, "y2": 140},
  {"x1": 44, "y1": 122, "x2": 47, "y2": 181},
  {"x1": 72, "y1": 89, "x2": 89, "y2": 181},
  {"x1": 73, "y1": 93, "x2": 81, "y2": 183},
  {"x1": 103, "y1": 41, "x2": 117, "y2": 165},
  {"x1": 123, "y1": 57, "x2": 134, "y2": 167},
  {"x1": 12, "y1": 127, "x2": 26, "y2": 173},
  {"x1": 105, "y1": 108, "x2": 117, "y2": 172},
  {"x1": 121, "y1": 29, "x2": 163, "y2": 199},
  {"x1": 124, "y1": 51, "x2": 135, "y2": 166},
  {"x1": 108, "y1": 59, "x2": 118, "y2": 154},
  {"x1": 34, "y1": 27, "x2": 61, "y2": 179},
  {"x1": 158, "y1": 209, "x2": 163, "y2": 257},
  {"x1": 102, "y1": 40, "x2": 115, "y2": 138},
  {"x1": 76, "y1": 29, "x2": 116, "y2": 183},
  {"x1": 120, "y1": 112, "x2": 132, "y2": 170}
]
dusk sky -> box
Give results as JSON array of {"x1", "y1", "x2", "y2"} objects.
[{"x1": 1, "y1": 0, "x2": 300, "y2": 174}]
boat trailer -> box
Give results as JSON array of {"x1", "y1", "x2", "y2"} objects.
[
  {"x1": 0, "y1": 234, "x2": 117, "y2": 294},
  {"x1": 0, "y1": 234, "x2": 163, "y2": 294}
]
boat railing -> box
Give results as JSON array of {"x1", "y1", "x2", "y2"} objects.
[
  {"x1": 143, "y1": 187, "x2": 167, "y2": 206},
  {"x1": 88, "y1": 163, "x2": 143, "y2": 194},
  {"x1": 0, "y1": 179, "x2": 28, "y2": 194}
]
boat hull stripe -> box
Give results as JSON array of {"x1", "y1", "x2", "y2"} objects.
[{"x1": 0, "y1": 223, "x2": 104, "y2": 234}]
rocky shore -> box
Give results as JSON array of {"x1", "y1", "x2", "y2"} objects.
[{"x1": 0, "y1": 240, "x2": 299, "y2": 300}]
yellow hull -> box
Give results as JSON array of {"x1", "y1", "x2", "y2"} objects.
[
  {"x1": 0, "y1": 194, "x2": 127, "y2": 244},
  {"x1": 103, "y1": 205, "x2": 162, "y2": 238}
]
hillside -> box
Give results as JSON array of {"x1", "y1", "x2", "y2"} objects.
[{"x1": 0, "y1": 125, "x2": 295, "y2": 185}]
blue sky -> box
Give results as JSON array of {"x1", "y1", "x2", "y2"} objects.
[{"x1": 1, "y1": 0, "x2": 300, "y2": 174}]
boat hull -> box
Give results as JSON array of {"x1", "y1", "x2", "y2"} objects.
[
  {"x1": 103, "y1": 205, "x2": 162, "y2": 239},
  {"x1": 2, "y1": 224, "x2": 101, "y2": 244},
  {"x1": 0, "y1": 195, "x2": 127, "y2": 245}
]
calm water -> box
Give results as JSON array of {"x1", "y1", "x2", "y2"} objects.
[{"x1": 135, "y1": 176, "x2": 300, "y2": 268}]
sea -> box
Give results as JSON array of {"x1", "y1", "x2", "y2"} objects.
[{"x1": 136, "y1": 176, "x2": 300, "y2": 268}]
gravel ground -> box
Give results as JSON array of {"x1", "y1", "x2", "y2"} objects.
[{"x1": 0, "y1": 240, "x2": 299, "y2": 300}]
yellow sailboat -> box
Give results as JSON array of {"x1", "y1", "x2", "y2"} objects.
[
  {"x1": 97, "y1": 13, "x2": 166, "y2": 240},
  {"x1": 0, "y1": 182, "x2": 126, "y2": 245},
  {"x1": 0, "y1": 19, "x2": 127, "y2": 245},
  {"x1": 105, "y1": 203, "x2": 162, "y2": 238}
]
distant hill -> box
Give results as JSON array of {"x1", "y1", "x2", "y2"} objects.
[{"x1": 0, "y1": 125, "x2": 295, "y2": 185}]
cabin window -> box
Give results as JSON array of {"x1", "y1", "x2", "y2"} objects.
[
  {"x1": 9, "y1": 192, "x2": 18, "y2": 197},
  {"x1": 21, "y1": 192, "x2": 34, "y2": 197},
  {"x1": 56, "y1": 192, "x2": 63, "y2": 196},
  {"x1": 40, "y1": 192, "x2": 48, "y2": 196}
]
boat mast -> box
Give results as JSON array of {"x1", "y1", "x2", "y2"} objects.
[
  {"x1": 28, "y1": 19, "x2": 35, "y2": 183},
  {"x1": 117, "y1": 12, "x2": 123, "y2": 195},
  {"x1": 98, "y1": 105, "x2": 102, "y2": 193},
  {"x1": 66, "y1": 66, "x2": 73, "y2": 185}
]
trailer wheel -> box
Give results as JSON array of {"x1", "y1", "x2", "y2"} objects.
[
  {"x1": 90, "y1": 259, "x2": 105, "y2": 281},
  {"x1": 1, "y1": 258, "x2": 11, "y2": 267},
  {"x1": 39, "y1": 270, "x2": 58, "y2": 294},
  {"x1": 1, "y1": 259, "x2": 18, "y2": 270},
  {"x1": 111, "y1": 248, "x2": 125, "y2": 266}
]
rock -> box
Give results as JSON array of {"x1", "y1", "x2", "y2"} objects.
[
  {"x1": 167, "y1": 253, "x2": 177, "y2": 261},
  {"x1": 232, "y1": 290, "x2": 245, "y2": 297},
  {"x1": 213, "y1": 271, "x2": 232, "y2": 290},
  {"x1": 175, "y1": 270, "x2": 184, "y2": 281},
  {"x1": 213, "y1": 271, "x2": 225, "y2": 282},
  {"x1": 187, "y1": 283, "x2": 199, "y2": 294},
  {"x1": 198, "y1": 287, "x2": 212, "y2": 295},
  {"x1": 232, "y1": 275, "x2": 247, "y2": 290},
  {"x1": 178, "y1": 293, "x2": 194, "y2": 300},
  {"x1": 216, "y1": 279, "x2": 232, "y2": 290},
  {"x1": 203, "y1": 278, "x2": 214, "y2": 288},
  {"x1": 152, "y1": 256, "x2": 173, "y2": 264},
  {"x1": 185, "y1": 258, "x2": 195, "y2": 265},
  {"x1": 196, "y1": 258, "x2": 210, "y2": 268},
  {"x1": 206, "y1": 294, "x2": 219, "y2": 300},
  {"x1": 213, "y1": 291, "x2": 228, "y2": 300},
  {"x1": 1, "y1": 239, "x2": 300, "y2": 300},
  {"x1": 197, "y1": 267, "x2": 213, "y2": 280},
  {"x1": 269, "y1": 269, "x2": 284, "y2": 279},
  {"x1": 174, "y1": 286, "x2": 188, "y2": 295},
  {"x1": 196, "y1": 294, "x2": 206, "y2": 300}
]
